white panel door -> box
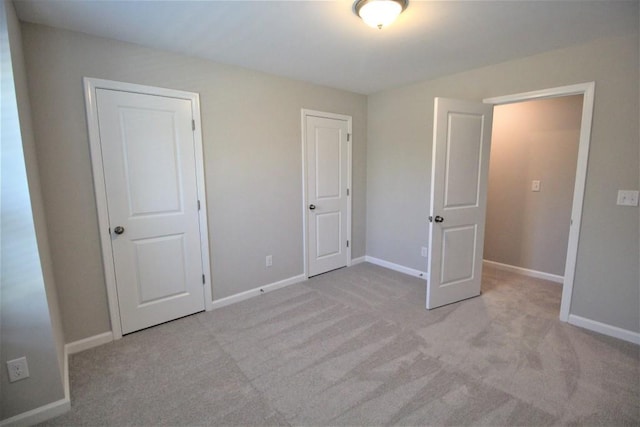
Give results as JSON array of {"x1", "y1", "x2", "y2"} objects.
[
  {"x1": 427, "y1": 98, "x2": 493, "y2": 309},
  {"x1": 306, "y1": 115, "x2": 349, "y2": 277},
  {"x1": 96, "y1": 89, "x2": 205, "y2": 334}
]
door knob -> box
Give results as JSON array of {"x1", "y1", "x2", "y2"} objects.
[
  {"x1": 113, "y1": 226, "x2": 125, "y2": 235},
  {"x1": 309, "y1": 204, "x2": 316, "y2": 210},
  {"x1": 434, "y1": 216, "x2": 444, "y2": 223}
]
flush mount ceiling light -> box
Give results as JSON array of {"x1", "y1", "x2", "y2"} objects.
[{"x1": 354, "y1": 0, "x2": 408, "y2": 29}]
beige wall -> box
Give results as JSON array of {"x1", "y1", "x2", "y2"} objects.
[
  {"x1": 485, "y1": 96, "x2": 582, "y2": 276},
  {"x1": 1, "y1": 0, "x2": 65, "y2": 419},
  {"x1": 21, "y1": 23, "x2": 367, "y2": 342},
  {"x1": 367, "y1": 33, "x2": 639, "y2": 332},
  {"x1": 18, "y1": 12, "x2": 640, "y2": 344}
]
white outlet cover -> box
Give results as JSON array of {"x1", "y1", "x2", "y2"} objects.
[
  {"x1": 7, "y1": 356, "x2": 29, "y2": 382},
  {"x1": 617, "y1": 190, "x2": 639, "y2": 206},
  {"x1": 531, "y1": 180, "x2": 541, "y2": 192}
]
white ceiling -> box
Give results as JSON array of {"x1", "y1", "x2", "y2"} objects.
[{"x1": 13, "y1": 0, "x2": 639, "y2": 94}]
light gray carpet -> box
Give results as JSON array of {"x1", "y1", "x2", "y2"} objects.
[{"x1": 42, "y1": 263, "x2": 639, "y2": 426}]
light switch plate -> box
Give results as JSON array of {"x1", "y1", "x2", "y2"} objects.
[
  {"x1": 617, "y1": 190, "x2": 639, "y2": 206},
  {"x1": 531, "y1": 180, "x2": 541, "y2": 192}
]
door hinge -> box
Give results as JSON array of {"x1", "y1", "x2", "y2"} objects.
[
  {"x1": 347, "y1": 133, "x2": 351, "y2": 142},
  {"x1": 108, "y1": 227, "x2": 111, "y2": 234},
  {"x1": 346, "y1": 188, "x2": 350, "y2": 196},
  {"x1": 192, "y1": 120, "x2": 196, "y2": 131},
  {"x1": 198, "y1": 200, "x2": 201, "y2": 210},
  {"x1": 346, "y1": 240, "x2": 349, "y2": 248},
  {"x1": 202, "y1": 274, "x2": 205, "y2": 284},
  {"x1": 429, "y1": 216, "x2": 433, "y2": 223}
]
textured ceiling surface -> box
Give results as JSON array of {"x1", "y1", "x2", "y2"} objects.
[{"x1": 14, "y1": 0, "x2": 639, "y2": 94}]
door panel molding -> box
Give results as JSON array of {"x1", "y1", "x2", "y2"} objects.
[
  {"x1": 427, "y1": 98, "x2": 493, "y2": 309},
  {"x1": 301, "y1": 109, "x2": 352, "y2": 278},
  {"x1": 484, "y1": 82, "x2": 596, "y2": 323},
  {"x1": 84, "y1": 77, "x2": 212, "y2": 339}
]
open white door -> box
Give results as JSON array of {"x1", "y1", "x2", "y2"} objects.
[{"x1": 427, "y1": 98, "x2": 493, "y2": 309}]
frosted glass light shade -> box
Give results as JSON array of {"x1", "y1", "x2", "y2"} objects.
[{"x1": 355, "y1": 0, "x2": 407, "y2": 29}]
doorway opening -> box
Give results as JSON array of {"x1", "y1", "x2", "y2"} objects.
[
  {"x1": 484, "y1": 82, "x2": 596, "y2": 322},
  {"x1": 483, "y1": 95, "x2": 583, "y2": 302}
]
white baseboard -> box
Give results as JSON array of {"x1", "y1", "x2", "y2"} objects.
[
  {"x1": 210, "y1": 274, "x2": 307, "y2": 310},
  {"x1": 483, "y1": 259, "x2": 563, "y2": 284},
  {"x1": 351, "y1": 256, "x2": 366, "y2": 265},
  {"x1": 65, "y1": 331, "x2": 114, "y2": 355},
  {"x1": 568, "y1": 314, "x2": 640, "y2": 345},
  {"x1": 365, "y1": 256, "x2": 427, "y2": 279},
  {"x1": 0, "y1": 396, "x2": 70, "y2": 427}
]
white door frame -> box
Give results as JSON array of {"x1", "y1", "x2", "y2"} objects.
[
  {"x1": 301, "y1": 109, "x2": 353, "y2": 278},
  {"x1": 84, "y1": 77, "x2": 213, "y2": 339},
  {"x1": 484, "y1": 81, "x2": 595, "y2": 322}
]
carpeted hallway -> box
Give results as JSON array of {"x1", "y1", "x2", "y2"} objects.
[{"x1": 42, "y1": 263, "x2": 639, "y2": 426}]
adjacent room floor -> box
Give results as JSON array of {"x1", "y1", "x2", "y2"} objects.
[{"x1": 41, "y1": 263, "x2": 639, "y2": 426}]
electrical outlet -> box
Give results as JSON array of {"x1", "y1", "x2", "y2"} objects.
[
  {"x1": 266, "y1": 255, "x2": 272, "y2": 267},
  {"x1": 421, "y1": 247, "x2": 428, "y2": 257},
  {"x1": 617, "y1": 190, "x2": 639, "y2": 206},
  {"x1": 7, "y1": 357, "x2": 29, "y2": 383},
  {"x1": 531, "y1": 180, "x2": 541, "y2": 192}
]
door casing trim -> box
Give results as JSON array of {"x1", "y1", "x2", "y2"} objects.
[
  {"x1": 301, "y1": 109, "x2": 353, "y2": 279},
  {"x1": 83, "y1": 77, "x2": 213, "y2": 339},
  {"x1": 484, "y1": 81, "x2": 596, "y2": 323}
]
